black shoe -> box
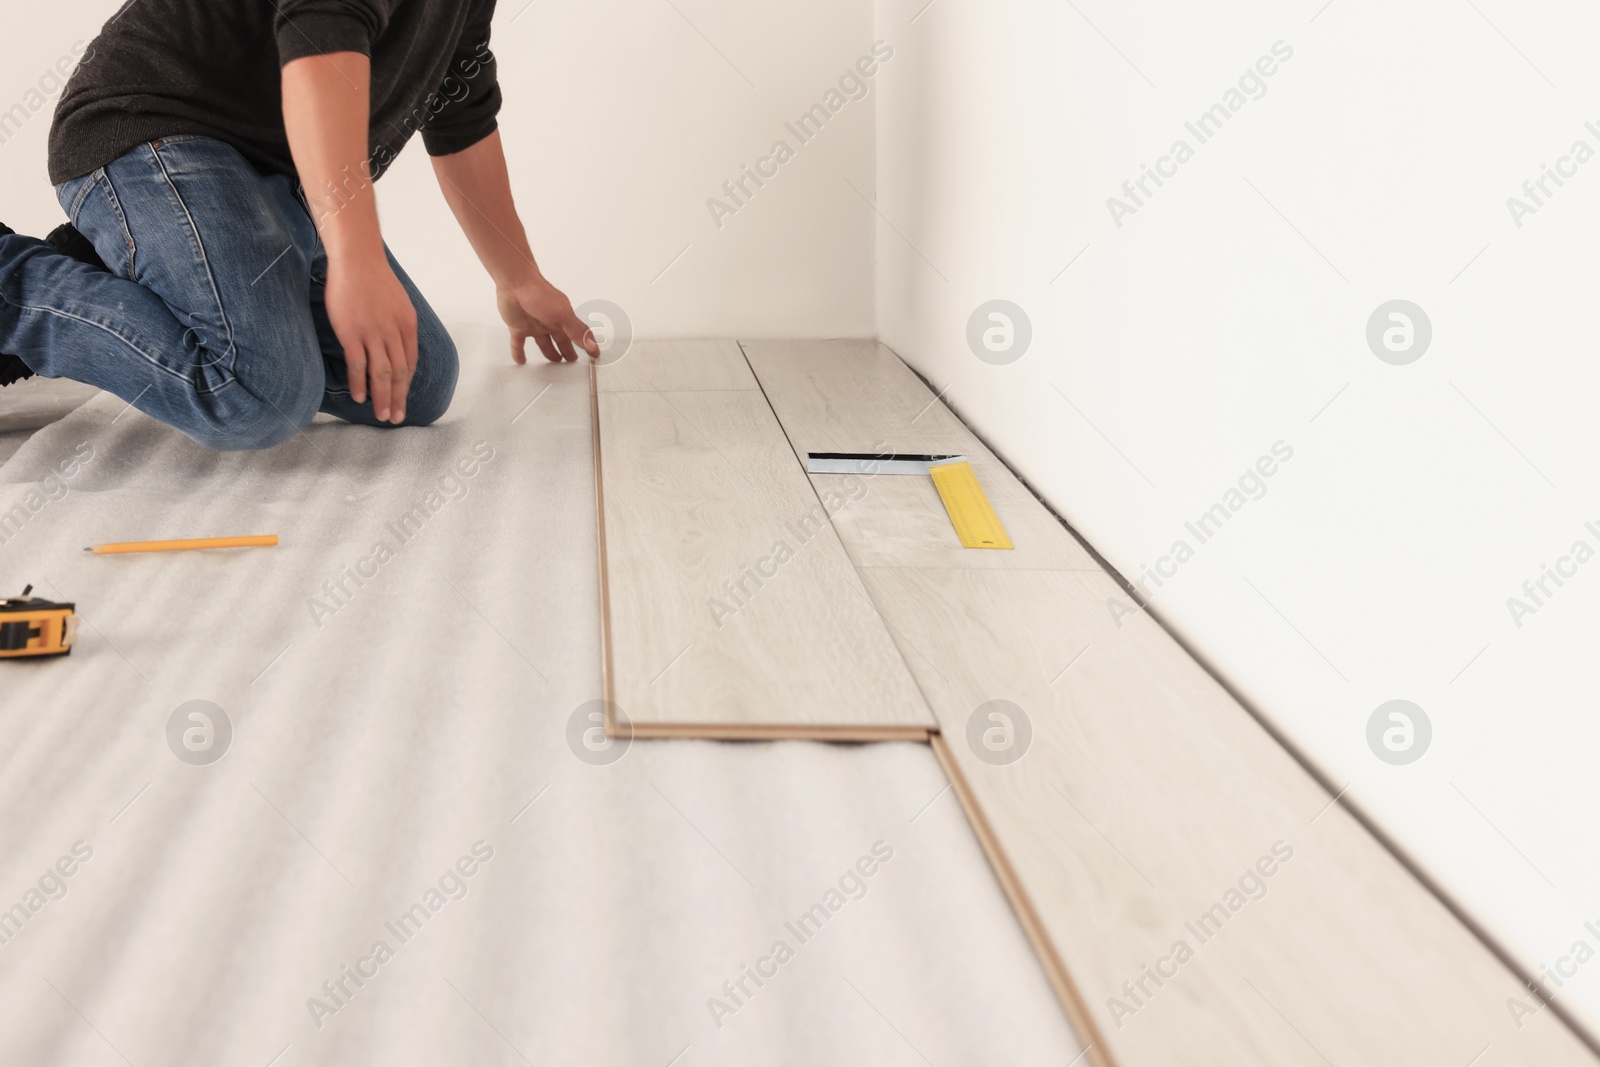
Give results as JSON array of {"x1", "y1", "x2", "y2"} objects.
[
  {"x1": 1, "y1": 222, "x2": 108, "y2": 387},
  {"x1": 0, "y1": 356, "x2": 31, "y2": 387},
  {"x1": 0, "y1": 222, "x2": 33, "y2": 388}
]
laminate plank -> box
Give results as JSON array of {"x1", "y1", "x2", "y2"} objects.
[
  {"x1": 594, "y1": 362, "x2": 934, "y2": 734},
  {"x1": 741, "y1": 338, "x2": 970, "y2": 451},
  {"x1": 596, "y1": 338, "x2": 757, "y2": 392},
  {"x1": 741, "y1": 339, "x2": 1099, "y2": 570},
  {"x1": 861, "y1": 566, "x2": 1594, "y2": 1067}
]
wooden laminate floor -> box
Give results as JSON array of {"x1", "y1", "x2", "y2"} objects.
[{"x1": 595, "y1": 339, "x2": 1598, "y2": 1066}]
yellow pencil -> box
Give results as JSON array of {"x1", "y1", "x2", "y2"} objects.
[{"x1": 84, "y1": 535, "x2": 279, "y2": 555}]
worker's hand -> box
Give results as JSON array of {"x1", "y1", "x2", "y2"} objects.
[
  {"x1": 282, "y1": 52, "x2": 416, "y2": 423},
  {"x1": 326, "y1": 253, "x2": 419, "y2": 424},
  {"x1": 498, "y1": 278, "x2": 599, "y2": 364}
]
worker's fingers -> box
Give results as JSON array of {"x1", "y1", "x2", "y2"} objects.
[
  {"x1": 367, "y1": 343, "x2": 396, "y2": 422},
  {"x1": 533, "y1": 331, "x2": 562, "y2": 364},
  {"x1": 564, "y1": 312, "x2": 601, "y2": 358},
  {"x1": 554, "y1": 329, "x2": 578, "y2": 363},
  {"x1": 341, "y1": 336, "x2": 369, "y2": 405},
  {"x1": 509, "y1": 329, "x2": 529, "y2": 366},
  {"x1": 392, "y1": 323, "x2": 418, "y2": 424},
  {"x1": 392, "y1": 364, "x2": 409, "y2": 424},
  {"x1": 384, "y1": 350, "x2": 405, "y2": 425},
  {"x1": 554, "y1": 328, "x2": 579, "y2": 363}
]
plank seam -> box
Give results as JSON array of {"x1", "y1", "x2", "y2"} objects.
[
  {"x1": 627, "y1": 724, "x2": 932, "y2": 742},
  {"x1": 596, "y1": 387, "x2": 760, "y2": 393},
  {"x1": 853, "y1": 564, "x2": 1104, "y2": 573},
  {"x1": 735, "y1": 338, "x2": 942, "y2": 732},
  {"x1": 591, "y1": 362, "x2": 622, "y2": 738},
  {"x1": 929, "y1": 733, "x2": 1120, "y2": 1067},
  {"x1": 733, "y1": 339, "x2": 1126, "y2": 1050}
]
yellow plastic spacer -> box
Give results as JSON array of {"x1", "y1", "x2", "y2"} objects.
[{"x1": 928, "y1": 460, "x2": 1012, "y2": 550}]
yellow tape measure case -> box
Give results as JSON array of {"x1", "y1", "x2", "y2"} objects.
[{"x1": 0, "y1": 587, "x2": 78, "y2": 659}]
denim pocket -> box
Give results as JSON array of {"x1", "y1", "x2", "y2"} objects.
[
  {"x1": 57, "y1": 170, "x2": 100, "y2": 226},
  {"x1": 55, "y1": 169, "x2": 137, "y2": 281},
  {"x1": 91, "y1": 171, "x2": 139, "y2": 281}
]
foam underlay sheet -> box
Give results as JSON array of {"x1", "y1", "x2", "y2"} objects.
[
  {"x1": 0, "y1": 329, "x2": 1078, "y2": 1067},
  {"x1": 0, "y1": 378, "x2": 100, "y2": 465},
  {"x1": 0, "y1": 378, "x2": 100, "y2": 435}
]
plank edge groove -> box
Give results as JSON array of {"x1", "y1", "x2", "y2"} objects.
[
  {"x1": 854, "y1": 563, "x2": 1105, "y2": 573},
  {"x1": 592, "y1": 362, "x2": 619, "y2": 722},
  {"x1": 930, "y1": 733, "x2": 1119, "y2": 1067},
  {"x1": 618, "y1": 723, "x2": 932, "y2": 742}
]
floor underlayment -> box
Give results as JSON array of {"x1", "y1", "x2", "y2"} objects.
[
  {"x1": 595, "y1": 339, "x2": 1600, "y2": 1066},
  {"x1": 0, "y1": 332, "x2": 1080, "y2": 1067},
  {"x1": 0, "y1": 378, "x2": 98, "y2": 465}
]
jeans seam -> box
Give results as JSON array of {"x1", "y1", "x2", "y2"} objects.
[
  {"x1": 66, "y1": 171, "x2": 100, "y2": 225},
  {"x1": 147, "y1": 142, "x2": 239, "y2": 375},
  {"x1": 95, "y1": 171, "x2": 138, "y2": 280},
  {"x1": 296, "y1": 185, "x2": 328, "y2": 283},
  {"x1": 14, "y1": 301, "x2": 238, "y2": 397}
]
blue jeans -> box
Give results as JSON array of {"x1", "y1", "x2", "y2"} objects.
[{"x1": 0, "y1": 136, "x2": 458, "y2": 451}]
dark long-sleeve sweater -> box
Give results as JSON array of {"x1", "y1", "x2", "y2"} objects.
[{"x1": 48, "y1": 0, "x2": 501, "y2": 186}]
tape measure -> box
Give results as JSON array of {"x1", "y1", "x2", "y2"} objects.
[
  {"x1": 928, "y1": 460, "x2": 1012, "y2": 550},
  {"x1": 0, "y1": 586, "x2": 77, "y2": 658}
]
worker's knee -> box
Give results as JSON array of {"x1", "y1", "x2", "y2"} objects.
[
  {"x1": 402, "y1": 324, "x2": 459, "y2": 428},
  {"x1": 194, "y1": 351, "x2": 323, "y2": 451}
]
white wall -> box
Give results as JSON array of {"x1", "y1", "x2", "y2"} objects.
[
  {"x1": 877, "y1": 0, "x2": 1600, "y2": 1035},
  {"x1": 0, "y1": 14, "x2": 93, "y2": 237},
  {"x1": 1, "y1": 0, "x2": 877, "y2": 336}
]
